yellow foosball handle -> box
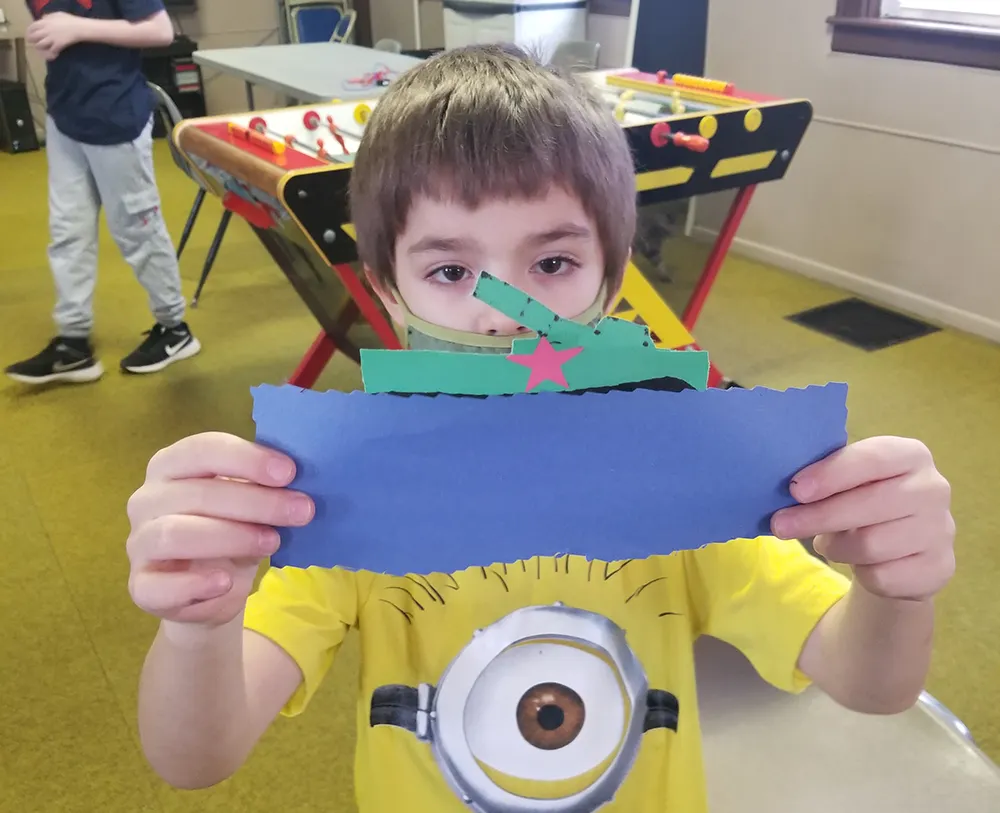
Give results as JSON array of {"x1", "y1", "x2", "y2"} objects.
[
  {"x1": 614, "y1": 90, "x2": 635, "y2": 123},
  {"x1": 354, "y1": 103, "x2": 372, "y2": 126},
  {"x1": 672, "y1": 73, "x2": 734, "y2": 95}
]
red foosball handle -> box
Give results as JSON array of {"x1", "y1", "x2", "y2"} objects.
[
  {"x1": 673, "y1": 133, "x2": 710, "y2": 153},
  {"x1": 649, "y1": 122, "x2": 710, "y2": 153}
]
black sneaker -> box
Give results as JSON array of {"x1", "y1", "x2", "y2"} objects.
[
  {"x1": 120, "y1": 322, "x2": 201, "y2": 374},
  {"x1": 5, "y1": 337, "x2": 104, "y2": 385}
]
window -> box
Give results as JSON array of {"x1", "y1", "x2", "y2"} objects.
[
  {"x1": 828, "y1": 0, "x2": 1000, "y2": 71},
  {"x1": 884, "y1": 0, "x2": 1000, "y2": 29}
]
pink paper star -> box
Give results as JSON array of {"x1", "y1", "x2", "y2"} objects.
[{"x1": 506, "y1": 337, "x2": 584, "y2": 392}]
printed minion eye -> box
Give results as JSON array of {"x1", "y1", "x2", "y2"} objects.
[
  {"x1": 517, "y1": 681, "x2": 586, "y2": 750},
  {"x1": 371, "y1": 603, "x2": 679, "y2": 813},
  {"x1": 463, "y1": 639, "x2": 630, "y2": 799}
]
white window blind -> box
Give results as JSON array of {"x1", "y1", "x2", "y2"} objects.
[{"x1": 882, "y1": 0, "x2": 1000, "y2": 28}]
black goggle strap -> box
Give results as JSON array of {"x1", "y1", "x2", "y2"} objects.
[
  {"x1": 369, "y1": 684, "x2": 678, "y2": 736},
  {"x1": 370, "y1": 683, "x2": 436, "y2": 740}
]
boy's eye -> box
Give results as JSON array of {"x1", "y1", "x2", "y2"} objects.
[
  {"x1": 536, "y1": 256, "x2": 575, "y2": 275},
  {"x1": 431, "y1": 265, "x2": 471, "y2": 284}
]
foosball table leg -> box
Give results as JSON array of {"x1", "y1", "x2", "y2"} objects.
[
  {"x1": 289, "y1": 332, "x2": 338, "y2": 389},
  {"x1": 682, "y1": 184, "x2": 757, "y2": 331}
]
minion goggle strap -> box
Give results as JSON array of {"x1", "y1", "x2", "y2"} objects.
[{"x1": 369, "y1": 683, "x2": 679, "y2": 736}]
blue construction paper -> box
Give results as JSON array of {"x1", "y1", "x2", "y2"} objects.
[{"x1": 251, "y1": 382, "x2": 849, "y2": 576}]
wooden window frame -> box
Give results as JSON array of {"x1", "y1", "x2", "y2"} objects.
[{"x1": 828, "y1": 0, "x2": 1000, "y2": 71}]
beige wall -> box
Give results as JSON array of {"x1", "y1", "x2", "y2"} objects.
[
  {"x1": 371, "y1": 0, "x2": 420, "y2": 49},
  {"x1": 418, "y1": 0, "x2": 444, "y2": 50},
  {"x1": 0, "y1": 1, "x2": 286, "y2": 125},
  {"x1": 694, "y1": 0, "x2": 1000, "y2": 341},
  {"x1": 586, "y1": 12, "x2": 629, "y2": 69},
  {"x1": 2, "y1": 4, "x2": 51, "y2": 128},
  {"x1": 171, "y1": 3, "x2": 285, "y2": 113}
]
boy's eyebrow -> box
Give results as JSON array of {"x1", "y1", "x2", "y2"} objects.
[
  {"x1": 523, "y1": 223, "x2": 593, "y2": 246},
  {"x1": 407, "y1": 236, "x2": 474, "y2": 255},
  {"x1": 406, "y1": 224, "x2": 592, "y2": 256}
]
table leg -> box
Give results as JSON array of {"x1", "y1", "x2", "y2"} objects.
[
  {"x1": 245, "y1": 81, "x2": 255, "y2": 111},
  {"x1": 330, "y1": 263, "x2": 403, "y2": 351},
  {"x1": 288, "y1": 299, "x2": 363, "y2": 389},
  {"x1": 682, "y1": 185, "x2": 757, "y2": 331},
  {"x1": 289, "y1": 332, "x2": 338, "y2": 389}
]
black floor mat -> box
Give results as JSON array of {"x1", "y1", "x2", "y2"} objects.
[{"x1": 786, "y1": 297, "x2": 940, "y2": 351}]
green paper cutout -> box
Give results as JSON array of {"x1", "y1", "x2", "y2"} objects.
[
  {"x1": 474, "y1": 272, "x2": 654, "y2": 350},
  {"x1": 361, "y1": 272, "x2": 710, "y2": 395}
]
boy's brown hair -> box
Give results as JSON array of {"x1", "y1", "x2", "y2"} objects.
[{"x1": 349, "y1": 44, "x2": 637, "y2": 297}]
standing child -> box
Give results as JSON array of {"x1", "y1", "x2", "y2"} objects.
[{"x1": 5, "y1": 0, "x2": 200, "y2": 386}]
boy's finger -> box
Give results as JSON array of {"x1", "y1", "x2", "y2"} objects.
[
  {"x1": 128, "y1": 478, "x2": 315, "y2": 529},
  {"x1": 145, "y1": 432, "x2": 296, "y2": 486},
  {"x1": 789, "y1": 437, "x2": 932, "y2": 503},
  {"x1": 127, "y1": 515, "x2": 281, "y2": 564},
  {"x1": 130, "y1": 569, "x2": 233, "y2": 614},
  {"x1": 772, "y1": 476, "x2": 916, "y2": 539}
]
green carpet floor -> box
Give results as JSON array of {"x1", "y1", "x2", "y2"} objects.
[{"x1": 1, "y1": 142, "x2": 998, "y2": 812}]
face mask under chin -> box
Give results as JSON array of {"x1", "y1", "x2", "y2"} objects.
[{"x1": 395, "y1": 285, "x2": 610, "y2": 355}]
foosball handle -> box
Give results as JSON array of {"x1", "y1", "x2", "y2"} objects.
[{"x1": 673, "y1": 132, "x2": 710, "y2": 152}]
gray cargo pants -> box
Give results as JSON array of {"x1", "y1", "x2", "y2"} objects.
[{"x1": 46, "y1": 115, "x2": 186, "y2": 338}]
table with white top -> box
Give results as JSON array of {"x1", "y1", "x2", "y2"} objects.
[{"x1": 192, "y1": 41, "x2": 423, "y2": 110}]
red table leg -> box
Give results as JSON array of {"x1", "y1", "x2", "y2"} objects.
[
  {"x1": 289, "y1": 331, "x2": 338, "y2": 389},
  {"x1": 682, "y1": 185, "x2": 757, "y2": 331},
  {"x1": 331, "y1": 263, "x2": 403, "y2": 351},
  {"x1": 286, "y1": 269, "x2": 403, "y2": 389}
]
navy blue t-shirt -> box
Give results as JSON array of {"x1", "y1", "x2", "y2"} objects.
[{"x1": 28, "y1": 0, "x2": 165, "y2": 145}]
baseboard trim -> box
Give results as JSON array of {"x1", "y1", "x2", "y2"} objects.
[{"x1": 691, "y1": 227, "x2": 1000, "y2": 344}]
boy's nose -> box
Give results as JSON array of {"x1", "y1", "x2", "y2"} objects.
[
  {"x1": 474, "y1": 306, "x2": 528, "y2": 337},
  {"x1": 480, "y1": 314, "x2": 529, "y2": 336}
]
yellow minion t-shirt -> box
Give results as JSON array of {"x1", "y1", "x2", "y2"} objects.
[{"x1": 244, "y1": 537, "x2": 849, "y2": 812}]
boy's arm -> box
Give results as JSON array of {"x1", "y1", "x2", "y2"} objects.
[
  {"x1": 797, "y1": 585, "x2": 934, "y2": 714},
  {"x1": 73, "y1": 9, "x2": 175, "y2": 48},
  {"x1": 27, "y1": 9, "x2": 174, "y2": 57},
  {"x1": 772, "y1": 436, "x2": 955, "y2": 714},
  {"x1": 138, "y1": 616, "x2": 303, "y2": 789},
  {"x1": 127, "y1": 433, "x2": 347, "y2": 789}
]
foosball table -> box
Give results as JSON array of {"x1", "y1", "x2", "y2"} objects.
[{"x1": 172, "y1": 67, "x2": 813, "y2": 388}]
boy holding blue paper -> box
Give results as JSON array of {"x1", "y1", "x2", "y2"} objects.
[{"x1": 128, "y1": 45, "x2": 956, "y2": 812}]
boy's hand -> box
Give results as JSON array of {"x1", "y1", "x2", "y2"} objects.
[
  {"x1": 126, "y1": 432, "x2": 314, "y2": 628},
  {"x1": 771, "y1": 436, "x2": 955, "y2": 602},
  {"x1": 26, "y1": 12, "x2": 83, "y2": 60}
]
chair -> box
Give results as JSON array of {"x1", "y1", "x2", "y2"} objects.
[
  {"x1": 330, "y1": 8, "x2": 357, "y2": 43},
  {"x1": 695, "y1": 634, "x2": 1000, "y2": 812},
  {"x1": 287, "y1": 1, "x2": 347, "y2": 44},
  {"x1": 374, "y1": 37, "x2": 402, "y2": 53},
  {"x1": 148, "y1": 82, "x2": 232, "y2": 308},
  {"x1": 551, "y1": 40, "x2": 601, "y2": 72}
]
